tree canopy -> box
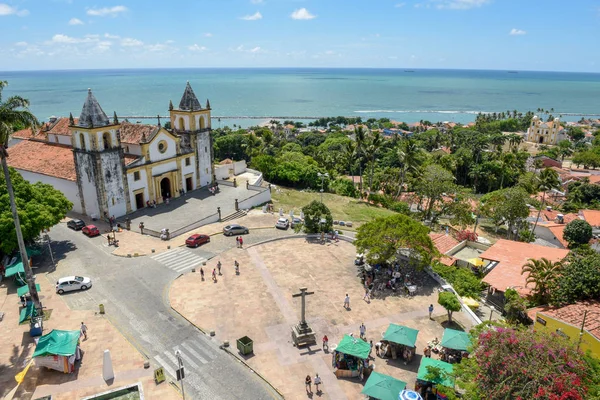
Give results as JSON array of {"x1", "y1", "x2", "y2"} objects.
[
  {"x1": 0, "y1": 167, "x2": 72, "y2": 253},
  {"x1": 563, "y1": 219, "x2": 593, "y2": 248},
  {"x1": 301, "y1": 200, "x2": 333, "y2": 234},
  {"x1": 438, "y1": 291, "x2": 461, "y2": 322}
]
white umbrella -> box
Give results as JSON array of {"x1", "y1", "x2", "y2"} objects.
[{"x1": 399, "y1": 390, "x2": 423, "y2": 400}]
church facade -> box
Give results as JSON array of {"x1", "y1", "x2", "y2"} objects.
[{"x1": 8, "y1": 82, "x2": 215, "y2": 219}]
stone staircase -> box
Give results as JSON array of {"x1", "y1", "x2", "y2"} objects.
[{"x1": 220, "y1": 210, "x2": 247, "y2": 222}]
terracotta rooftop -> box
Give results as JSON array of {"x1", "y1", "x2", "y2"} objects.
[
  {"x1": 588, "y1": 175, "x2": 600, "y2": 184},
  {"x1": 123, "y1": 154, "x2": 139, "y2": 166},
  {"x1": 7, "y1": 140, "x2": 76, "y2": 181},
  {"x1": 45, "y1": 117, "x2": 77, "y2": 135},
  {"x1": 546, "y1": 224, "x2": 569, "y2": 248},
  {"x1": 119, "y1": 122, "x2": 159, "y2": 145},
  {"x1": 480, "y1": 239, "x2": 569, "y2": 296},
  {"x1": 532, "y1": 301, "x2": 600, "y2": 341},
  {"x1": 11, "y1": 117, "x2": 79, "y2": 140},
  {"x1": 581, "y1": 209, "x2": 600, "y2": 227},
  {"x1": 429, "y1": 232, "x2": 460, "y2": 254}
]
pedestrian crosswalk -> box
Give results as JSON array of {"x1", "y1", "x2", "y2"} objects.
[
  {"x1": 153, "y1": 337, "x2": 219, "y2": 382},
  {"x1": 151, "y1": 248, "x2": 207, "y2": 273}
]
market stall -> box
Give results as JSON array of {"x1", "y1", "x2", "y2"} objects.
[
  {"x1": 332, "y1": 334, "x2": 373, "y2": 379},
  {"x1": 4, "y1": 258, "x2": 26, "y2": 286},
  {"x1": 33, "y1": 329, "x2": 82, "y2": 373},
  {"x1": 440, "y1": 328, "x2": 471, "y2": 364},
  {"x1": 380, "y1": 323, "x2": 419, "y2": 364},
  {"x1": 360, "y1": 371, "x2": 407, "y2": 400},
  {"x1": 415, "y1": 357, "x2": 454, "y2": 399}
]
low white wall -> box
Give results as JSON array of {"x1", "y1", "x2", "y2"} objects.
[
  {"x1": 214, "y1": 164, "x2": 230, "y2": 180},
  {"x1": 245, "y1": 168, "x2": 263, "y2": 186},
  {"x1": 233, "y1": 160, "x2": 247, "y2": 175},
  {"x1": 238, "y1": 188, "x2": 271, "y2": 210},
  {"x1": 17, "y1": 169, "x2": 82, "y2": 214}
]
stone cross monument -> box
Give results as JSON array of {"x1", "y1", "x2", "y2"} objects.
[{"x1": 291, "y1": 287, "x2": 317, "y2": 347}]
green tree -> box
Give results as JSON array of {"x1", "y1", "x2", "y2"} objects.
[
  {"x1": 414, "y1": 164, "x2": 456, "y2": 222},
  {"x1": 563, "y1": 219, "x2": 593, "y2": 248},
  {"x1": 503, "y1": 288, "x2": 527, "y2": 325},
  {"x1": 438, "y1": 291, "x2": 461, "y2": 323},
  {"x1": 0, "y1": 81, "x2": 42, "y2": 311},
  {"x1": 354, "y1": 214, "x2": 436, "y2": 266},
  {"x1": 567, "y1": 126, "x2": 585, "y2": 142},
  {"x1": 551, "y1": 252, "x2": 600, "y2": 306},
  {"x1": 366, "y1": 130, "x2": 383, "y2": 191},
  {"x1": 354, "y1": 126, "x2": 367, "y2": 193},
  {"x1": 531, "y1": 168, "x2": 560, "y2": 234},
  {"x1": 521, "y1": 258, "x2": 562, "y2": 303},
  {"x1": 395, "y1": 139, "x2": 423, "y2": 198},
  {"x1": 480, "y1": 187, "x2": 530, "y2": 240},
  {"x1": 557, "y1": 139, "x2": 574, "y2": 161},
  {"x1": 301, "y1": 200, "x2": 333, "y2": 234}
]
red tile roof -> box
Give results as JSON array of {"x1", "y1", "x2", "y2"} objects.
[
  {"x1": 11, "y1": 127, "x2": 37, "y2": 140},
  {"x1": 7, "y1": 140, "x2": 76, "y2": 181},
  {"x1": 119, "y1": 122, "x2": 158, "y2": 145},
  {"x1": 546, "y1": 224, "x2": 569, "y2": 248},
  {"x1": 480, "y1": 239, "x2": 569, "y2": 296},
  {"x1": 588, "y1": 176, "x2": 600, "y2": 184},
  {"x1": 534, "y1": 301, "x2": 600, "y2": 340},
  {"x1": 581, "y1": 209, "x2": 600, "y2": 227},
  {"x1": 124, "y1": 154, "x2": 139, "y2": 166},
  {"x1": 11, "y1": 117, "x2": 78, "y2": 140},
  {"x1": 429, "y1": 232, "x2": 460, "y2": 254},
  {"x1": 46, "y1": 117, "x2": 77, "y2": 135}
]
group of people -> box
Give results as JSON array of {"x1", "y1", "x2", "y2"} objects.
[
  {"x1": 304, "y1": 373, "x2": 322, "y2": 395},
  {"x1": 199, "y1": 260, "x2": 239, "y2": 282},
  {"x1": 235, "y1": 236, "x2": 244, "y2": 248},
  {"x1": 145, "y1": 199, "x2": 157, "y2": 208},
  {"x1": 208, "y1": 183, "x2": 219, "y2": 195}
]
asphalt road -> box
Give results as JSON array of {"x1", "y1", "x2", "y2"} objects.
[{"x1": 43, "y1": 222, "x2": 286, "y2": 400}]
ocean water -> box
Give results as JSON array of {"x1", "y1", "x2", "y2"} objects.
[{"x1": 1, "y1": 68, "x2": 599, "y2": 128}]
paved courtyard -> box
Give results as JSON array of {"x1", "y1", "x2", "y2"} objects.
[
  {"x1": 170, "y1": 238, "x2": 474, "y2": 400},
  {"x1": 121, "y1": 183, "x2": 264, "y2": 233}
]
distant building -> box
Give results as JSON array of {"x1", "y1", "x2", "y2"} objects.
[
  {"x1": 526, "y1": 116, "x2": 565, "y2": 145},
  {"x1": 534, "y1": 155, "x2": 562, "y2": 169}
]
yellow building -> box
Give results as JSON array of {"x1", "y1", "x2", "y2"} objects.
[
  {"x1": 526, "y1": 115, "x2": 563, "y2": 145},
  {"x1": 532, "y1": 301, "x2": 600, "y2": 358}
]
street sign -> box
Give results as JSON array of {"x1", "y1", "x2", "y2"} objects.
[
  {"x1": 154, "y1": 367, "x2": 165, "y2": 384},
  {"x1": 176, "y1": 367, "x2": 185, "y2": 381}
]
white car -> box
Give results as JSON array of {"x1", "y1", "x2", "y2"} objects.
[
  {"x1": 275, "y1": 218, "x2": 290, "y2": 230},
  {"x1": 56, "y1": 276, "x2": 92, "y2": 294}
]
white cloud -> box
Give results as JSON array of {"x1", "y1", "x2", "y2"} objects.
[
  {"x1": 104, "y1": 33, "x2": 120, "y2": 39},
  {"x1": 87, "y1": 5, "x2": 127, "y2": 17},
  {"x1": 395, "y1": 2, "x2": 406, "y2": 7},
  {"x1": 250, "y1": 0, "x2": 264, "y2": 3},
  {"x1": 249, "y1": 46, "x2": 261, "y2": 53},
  {"x1": 240, "y1": 11, "x2": 262, "y2": 20},
  {"x1": 51, "y1": 34, "x2": 84, "y2": 43},
  {"x1": 434, "y1": 0, "x2": 490, "y2": 9},
  {"x1": 68, "y1": 18, "x2": 84, "y2": 25},
  {"x1": 15, "y1": 41, "x2": 28, "y2": 46},
  {"x1": 188, "y1": 44, "x2": 207, "y2": 52},
  {"x1": 232, "y1": 44, "x2": 264, "y2": 54},
  {"x1": 509, "y1": 28, "x2": 526, "y2": 35},
  {"x1": 204, "y1": 33, "x2": 213, "y2": 37},
  {"x1": 0, "y1": 4, "x2": 29, "y2": 16},
  {"x1": 121, "y1": 37, "x2": 143, "y2": 47},
  {"x1": 290, "y1": 8, "x2": 316, "y2": 20}
]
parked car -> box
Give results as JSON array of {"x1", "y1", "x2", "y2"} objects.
[
  {"x1": 223, "y1": 224, "x2": 249, "y2": 236},
  {"x1": 67, "y1": 219, "x2": 86, "y2": 231},
  {"x1": 275, "y1": 218, "x2": 290, "y2": 230},
  {"x1": 186, "y1": 234, "x2": 210, "y2": 248},
  {"x1": 291, "y1": 217, "x2": 303, "y2": 228},
  {"x1": 82, "y1": 225, "x2": 100, "y2": 237},
  {"x1": 56, "y1": 276, "x2": 92, "y2": 294}
]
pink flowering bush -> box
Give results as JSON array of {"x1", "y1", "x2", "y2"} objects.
[{"x1": 455, "y1": 327, "x2": 593, "y2": 399}]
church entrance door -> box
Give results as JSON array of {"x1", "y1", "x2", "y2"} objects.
[
  {"x1": 160, "y1": 177, "x2": 171, "y2": 201},
  {"x1": 186, "y1": 177, "x2": 193, "y2": 192},
  {"x1": 135, "y1": 193, "x2": 144, "y2": 209}
]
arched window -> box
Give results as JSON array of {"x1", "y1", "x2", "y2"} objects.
[
  {"x1": 80, "y1": 133, "x2": 86, "y2": 150},
  {"x1": 178, "y1": 117, "x2": 185, "y2": 131},
  {"x1": 103, "y1": 132, "x2": 112, "y2": 149}
]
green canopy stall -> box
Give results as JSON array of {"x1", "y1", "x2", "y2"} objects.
[
  {"x1": 380, "y1": 323, "x2": 419, "y2": 363},
  {"x1": 415, "y1": 357, "x2": 454, "y2": 396},
  {"x1": 33, "y1": 329, "x2": 81, "y2": 373},
  {"x1": 333, "y1": 335, "x2": 373, "y2": 379},
  {"x1": 361, "y1": 371, "x2": 407, "y2": 400},
  {"x1": 440, "y1": 328, "x2": 471, "y2": 351},
  {"x1": 17, "y1": 284, "x2": 41, "y2": 297},
  {"x1": 19, "y1": 303, "x2": 36, "y2": 324},
  {"x1": 5, "y1": 260, "x2": 25, "y2": 277}
]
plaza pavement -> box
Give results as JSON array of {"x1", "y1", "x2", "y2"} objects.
[
  {"x1": 170, "y1": 238, "x2": 474, "y2": 400},
  {"x1": 0, "y1": 275, "x2": 178, "y2": 400}
]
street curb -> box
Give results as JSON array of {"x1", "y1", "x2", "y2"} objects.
[{"x1": 246, "y1": 233, "x2": 355, "y2": 249}]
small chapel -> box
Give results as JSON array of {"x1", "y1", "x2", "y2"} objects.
[{"x1": 8, "y1": 82, "x2": 215, "y2": 219}]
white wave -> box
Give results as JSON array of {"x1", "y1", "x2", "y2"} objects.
[{"x1": 354, "y1": 110, "x2": 491, "y2": 114}]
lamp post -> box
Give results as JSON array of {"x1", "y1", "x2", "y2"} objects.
[
  {"x1": 317, "y1": 172, "x2": 329, "y2": 204},
  {"x1": 175, "y1": 350, "x2": 185, "y2": 400}
]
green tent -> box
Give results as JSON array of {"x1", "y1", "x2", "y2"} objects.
[
  {"x1": 26, "y1": 247, "x2": 42, "y2": 257},
  {"x1": 382, "y1": 323, "x2": 419, "y2": 347},
  {"x1": 5, "y1": 261, "x2": 25, "y2": 277},
  {"x1": 33, "y1": 329, "x2": 80, "y2": 357},
  {"x1": 417, "y1": 357, "x2": 454, "y2": 387},
  {"x1": 19, "y1": 303, "x2": 36, "y2": 324},
  {"x1": 17, "y1": 284, "x2": 41, "y2": 297},
  {"x1": 335, "y1": 334, "x2": 371, "y2": 359},
  {"x1": 361, "y1": 371, "x2": 407, "y2": 400},
  {"x1": 441, "y1": 328, "x2": 471, "y2": 351}
]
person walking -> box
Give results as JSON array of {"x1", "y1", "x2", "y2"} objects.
[
  {"x1": 236, "y1": 236, "x2": 240, "y2": 248},
  {"x1": 234, "y1": 260, "x2": 240, "y2": 275},
  {"x1": 305, "y1": 375, "x2": 312, "y2": 394},
  {"x1": 428, "y1": 304, "x2": 434, "y2": 319},
  {"x1": 314, "y1": 373, "x2": 322, "y2": 394},
  {"x1": 359, "y1": 323, "x2": 366, "y2": 339},
  {"x1": 200, "y1": 267, "x2": 205, "y2": 281},
  {"x1": 343, "y1": 293, "x2": 350, "y2": 309},
  {"x1": 322, "y1": 335, "x2": 329, "y2": 351},
  {"x1": 239, "y1": 236, "x2": 243, "y2": 248},
  {"x1": 217, "y1": 261, "x2": 222, "y2": 275},
  {"x1": 363, "y1": 287, "x2": 370, "y2": 303},
  {"x1": 212, "y1": 268, "x2": 217, "y2": 282},
  {"x1": 80, "y1": 322, "x2": 88, "y2": 340}
]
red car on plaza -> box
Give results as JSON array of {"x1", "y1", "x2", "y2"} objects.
[
  {"x1": 82, "y1": 225, "x2": 100, "y2": 237},
  {"x1": 185, "y1": 234, "x2": 210, "y2": 248}
]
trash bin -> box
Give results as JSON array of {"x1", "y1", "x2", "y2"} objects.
[{"x1": 237, "y1": 336, "x2": 253, "y2": 355}]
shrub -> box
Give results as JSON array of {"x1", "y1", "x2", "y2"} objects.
[
  {"x1": 330, "y1": 177, "x2": 359, "y2": 198},
  {"x1": 432, "y1": 262, "x2": 484, "y2": 298},
  {"x1": 563, "y1": 219, "x2": 593, "y2": 248}
]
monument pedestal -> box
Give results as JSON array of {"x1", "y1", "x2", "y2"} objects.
[{"x1": 291, "y1": 322, "x2": 317, "y2": 347}]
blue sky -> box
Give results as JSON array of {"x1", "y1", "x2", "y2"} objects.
[{"x1": 1, "y1": 0, "x2": 599, "y2": 71}]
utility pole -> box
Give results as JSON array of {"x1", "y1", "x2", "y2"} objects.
[
  {"x1": 44, "y1": 230, "x2": 55, "y2": 269},
  {"x1": 577, "y1": 310, "x2": 588, "y2": 352},
  {"x1": 317, "y1": 172, "x2": 329, "y2": 204}
]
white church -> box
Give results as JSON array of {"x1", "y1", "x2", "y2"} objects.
[{"x1": 8, "y1": 82, "x2": 214, "y2": 219}]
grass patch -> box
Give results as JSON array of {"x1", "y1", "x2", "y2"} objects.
[{"x1": 271, "y1": 187, "x2": 397, "y2": 228}]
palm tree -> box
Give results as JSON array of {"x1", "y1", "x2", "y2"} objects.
[
  {"x1": 366, "y1": 130, "x2": 382, "y2": 191},
  {"x1": 354, "y1": 126, "x2": 367, "y2": 194},
  {"x1": 395, "y1": 139, "x2": 422, "y2": 198},
  {"x1": 521, "y1": 257, "x2": 562, "y2": 301},
  {"x1": 0, "y1": 81, "x2": 41, "y2": 312},
  {"x1": 531, "y1": 168, "x2": 561, "y2": 234}
]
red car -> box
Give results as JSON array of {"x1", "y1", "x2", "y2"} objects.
[
  {"x1": 82, "y1": 225, "x2": 100, "y2": 237},
  {"x1": 186, "y1": 234, "x2": 210, "y2": 248}
]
